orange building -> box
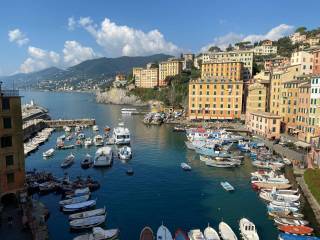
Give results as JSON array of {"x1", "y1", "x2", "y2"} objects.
[
  {"x1": 313, "y1": 48, "x2": 320, "y2": 74},
  {"x1": 201, "y1": 61, "x2": 243, "y2": 81}
]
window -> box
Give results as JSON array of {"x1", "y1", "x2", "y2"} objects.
[
  {"x1": 6, "y1": 173, "x2": 14, "y2": 184},
  {"x1": 6, "y1": 155, "x2": 14, "y2": 166},
  {"x1": 3, "y1": 117, "x2": 12, "y2": 129},
  {"x1": 272, "y1": 127, "x2": 276, "y2": 132},
  {"x1": 2, "y1": 98, "x2": 10, "y2": 111},
  {"x1": 1, "y1": 136, "x2": 12, "y2": 148}
]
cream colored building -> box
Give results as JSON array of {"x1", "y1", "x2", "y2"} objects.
[
  {"x1": 159, "y1": 59, "x2": 183, "y2": 86},
  {"x1": 253, "y1": 41, "x2": 277, "y2": 56},
  {"x1": 290, "y1": 32, "x2": 307, "y2": 44},
  {"x1": 133, "y1": 66, "x2": 159, "y2": 88},
  {"x1": 246, "y1": 83, "x2": 268, "y2": 113},
  {"x1": 290, "y1": 51, "x2": 313, "y2": 75},
  {"x1": 246, "y1": 111, "x2": 281, "y2": 140},
  {"x1": 201, "y1": 50, "x2": 254, "y2": 80},
  {"x1": 188, "y1": 78, "x2": 243, "y2": 120}
]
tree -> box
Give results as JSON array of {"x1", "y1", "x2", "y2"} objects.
[
  {"x1": 276, "y1": 36, "x2": 294, "y2": 58},
  {"x1": 208, "y1": 46, "x2": 222, "y2": 52},
  {"x1": 226, "y1": 44, "x2": 234, "y2": 52},
  {"x1": 295, "y1": 26, "x2": 307, "y2": 34}
]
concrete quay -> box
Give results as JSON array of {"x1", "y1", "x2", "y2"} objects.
[{"x1": 44, "y1": 118, "x2": 95, "y2": 128}]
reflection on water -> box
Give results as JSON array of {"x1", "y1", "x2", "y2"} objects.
[{"x1": 22, "y1": 91, "x2": 278, "y2": 240}]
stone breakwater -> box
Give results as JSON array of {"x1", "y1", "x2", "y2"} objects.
[{"x1": 96, "y1": 88, "x2": 147, "y2": 106}]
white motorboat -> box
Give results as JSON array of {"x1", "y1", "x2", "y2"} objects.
[
  {"x1": 121, "y1": 108, "x2": 138, "y2": 115},
  {"x1": 259, "y1": 191, "x2": 300, "y2": 203},
  {"x1": 73, "y1": 227, "x2": 119, "y2": 240},
  {"x1": 181, "y1": 162, "x2": 192, "y2": 171},
  {"x1": 94, "y1": 147, "x2": 113, "y2": 167},
  {"x1": 59, "y1": 194, "x2": 90, "y2": 206},
  {"x1": 84, "y1": 138, "x2": 93, "y2": 147},
  {"x1": 112, "y1": 124, "x2": 130, "y2": 145},
  {"x1": 271, "y1": 200, "x2": 300, "y2": 208},
  {"x1": 43, "y1": 148, "x2": 55, "y2": 158},
  {"x1": 77, "y1": 133, "x2": 86, "y2": 140},
  {"x1": 206, "y1": 160, "x2": 239, "y2": 168},
  {"x1": 92, "y1": 125, "x2": 99, "y2": 131},
  {"x1": 221, "y1": 182, "x2": 235, "y2": 191},
  {"x1": 81, "y1": 154, "x2": 93, "y2": 169},
  {"x1": 239, "y1": 218, "x2": 259, "y2": 240},
  {"x1": 204, "y1": 224, "x2": 220, "y2": 240},
  {"x1": 70, "y1": 214, "x2": 106, "y2": 229},
  {"x1": 61, "y1": 153, "x2": 75, "y2": 168},
  {"x1": 219, "y1": 222, "x2": 237, "y2": 240},
  {"x1": 274, "y1": 217, "x2": 309, "y2": 226},
  {"x1": 64, "y1": 126, "x2": 72, "y2": 132},
  {"x1": 188, "y1": 229, "x2": 205, "y2": 240},
  {"x1": 157, "y1": 224, "x2": 173, "y2": 240},
  {"x1": 261, "y1": 188, "x2": 299, "y2": 195},
  {"x1": 94, "y1": 135, "x2": 104, "y2": 146},
  {"x1": 66, "y1": 187, "x2": 91, "y2": 198},
  {"x1": 69, "y1": 207, "x2": 106, "y2": 221},
  {"x1": 63, "y1": 200, "x2": 96, "y2": 212},
  {"x1": 118, "y1": 146, "x2": 132, "y2": 160}
]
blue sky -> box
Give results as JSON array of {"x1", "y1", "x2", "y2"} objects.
[{"x1": 0, "y1": 0, "x2": 319, "y2": 75}]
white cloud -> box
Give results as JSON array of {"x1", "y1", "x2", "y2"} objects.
[
  {"x1": 67, "y1": 17, "x2": 76, "y2": 30},
  {"x1": 8, "y1": 28, "x2": 29, "y2": 46},
  {"x1": 77, "y1": 17, "x2": 181, "y2": 56},
  {"x1": 63, "y1": 40, "x2": 97, "y2": 66},
  {"x1": 202, "y1": 24, "x2": 294, "y2": 51},
  {"x1": 20, "y1": 46, "x2": 60, "y2": 73}
]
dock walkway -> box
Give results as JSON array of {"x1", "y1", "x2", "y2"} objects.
[{"x1": 44, "y1": 118, "x2": 95, "y2": 128}]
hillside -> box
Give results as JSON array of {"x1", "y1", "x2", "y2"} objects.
[{"x1": 1, "y1": 54, "x2": 172, "y2": 90}]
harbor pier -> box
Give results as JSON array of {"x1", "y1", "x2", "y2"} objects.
[
  {"x1": 23, "y1": 119, "x2": 47, "y2": 141},
  {"x1": 44, "y1": 118, "x2": 95, "y2": 128}
]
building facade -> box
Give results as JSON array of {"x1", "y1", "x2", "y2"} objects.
[
  {"x1": 309, "y1": 76, "x2": 320, "y2": 139},
  {"x1": 246, "y1": 111, "x2": 281, "y2": 140},
  {"x1": 201, "y1": 61, "x2": 243, "y2": 81},
  {"x1": 159, "y1": 59, "x2": 183, "y2": 86},
  {"x1": 133, "y1": 66, "x2": 159, "y2": 88},
  {"x1": 201, "y1": 50, "x2": 254, "y2": 80},
  {"x1": 0, "y1": 90, "x2": 25, "y2": 199},
  {"x1": 182, "y1": 53, "x2": 195, "y2": 70},
  {"x1": 290, "y1": 51, "x2": 314, "y2": 75},
  {"x1": 188, "y1": 78, "x2": 243, "y2": 120},
  {"x1": 246, "y1": 83, "x2": 268, "y2": 113},
  {"x1": 313, "y1": 49, "x2": 320, "y2": 74},
  {"x1": 253, "y1": 41, "x2": 277, "y2": 56},
  {"x1": 290, "y1": 32, "x2": 307, "y2": 44}
]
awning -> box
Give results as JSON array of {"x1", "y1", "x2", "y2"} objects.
[{"x1": 294, "y1": 141, "x2": 311, "y2": 149}]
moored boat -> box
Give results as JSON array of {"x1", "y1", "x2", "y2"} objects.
[
  {"x1": 157, "y1": 224, "x2": 173, "y2": 240},
  {"x1": 69, "y1": 207, "x2": 106, "y2": 221},
  {"x1": 181, "y1": 162, "x2": 192, "y2": 171},
  {"x1": 61, "y1": 153, "x2": 75, "y2": 168},
  {"x1": 70, "y1": 214, "x2": 106, "y2": 229},
  {"x1": 59, "y1": 194, "x2": 90, "y2": 206},
  {"x1": 94, "y1": 135, "x2": 104, "y2": 146},
  {"x1": 174, "y1": 229, "x2": 189, "y2": 240},
  {"x1": 239, "y1": 218, "x2": 259, "y2": 240},
  {"x1": 188, "y1": 229, "x2": 205, "y2": 240},
  {"x1": 204, "y1": 224, "x2": 220, "y2": 240},
  {"x1": 43, "y1": 148, "x2": 55, "y2": 158},
  {"x1": 63, "y1": 200, "x2": 96, "y2": 212},
  {"x1": 81, "y1": 154, "x2": 93, "y2": 169},
  {"x1": 278, "y1": 233, "x2": 320, "y2": 240},
  {"x1": 140, "y1": 226, "x2": 154, "y2": 240},
  {"x1": 219, "y1": 222, "x2": 237, "y2": 240},
  {"x1": 118, "y1": 146, "x2": 132, "y2": 160},
  {"x1": 274, "y1": 217, "x2": 309, "y2": 226},
  {"x1": 221, "y1": 181, "x2": 235, "y2": 191},
  {"x1": 278, "y1": 225, "x2": 314, "y2": 235},
  {"x1": 94, "y1": 147, "x2": 113, "y2": 167},
  {"x1": 73, "y1": 227, "x2": 119, "y2": 240}
]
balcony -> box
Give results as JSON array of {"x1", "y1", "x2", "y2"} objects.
[{"x1": 0, "y1": 90, "x2": 20, "y2": 97}]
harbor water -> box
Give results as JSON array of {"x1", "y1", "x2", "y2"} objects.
[{"x1": 22, "y1": 90, "x2": 279, "y2": 240}]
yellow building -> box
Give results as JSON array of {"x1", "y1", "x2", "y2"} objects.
[
  {"x1": 0, "y1": 89, "x2": 25, "y2": 200},
  {"x1": 133, "y1": 66, "x2": 159, "y2": 88},
  {"x1": 246, "y1": 83, "x2": 268, "y2": 113},
  {"x1": 159, "y1": 59, "x2": 183, "y2": 86},
  {"x1": 188, "y1": 78, "x2": 243, "y2": 120},
  {"x1": 201, "y1": 61, "x2": 243, "y2": 81},
  {"x1": 201, "y1": 50, "x2": 254, "y2": 80}
]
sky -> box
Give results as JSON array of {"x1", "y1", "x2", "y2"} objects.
[{"x1": 0, "y1": 0, "x2": 319, "y2": 76}]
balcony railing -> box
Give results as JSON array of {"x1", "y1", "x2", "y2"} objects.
[{"x1": 0, "y1": 89, "x2": 20, "y2": 97}]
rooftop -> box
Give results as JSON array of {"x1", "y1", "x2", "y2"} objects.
[
  {"x1": 250, "y1": 111, "x2": 281, "y2": 119},
  {"x1": 0, "y1": 89, "x2": 20, "y2": 97}
]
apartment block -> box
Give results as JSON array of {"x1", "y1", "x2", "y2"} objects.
[
  {"x1": 246, "y1": 83, "x2": 268, "y2": 113},
  {"x1": 253, "y1": 41, "x2": 277, "y2": 56},
  {"x1": 313, "y1": 48, "x2": 320, "y2": 74},
  {"x1": 159, "y1": 59, "x2": 183, "y2": 86},
  {"x1": 201, "y1": 61, "x2": 243, "y2": 81},
  {"x1": 201, "y1": 50, "x2": 254, "y2": 80},
  {"x1": 291, "y1": 51, "x2": 314, "y2": 75},
  {"x1": 290, "y1": 32, "x2": 307, "y2": 44},
  {"x1": 309, "y1": 76, "x2": 320, "y2": 138},
  {"x1": 133, "y1": 66, "x2": 159, "y2": 88},
  {"x1": 188, "y1": 78, "x2": 243, "y2": 120},
  {"x1": 246, "y1": 111, "x2": 281, "y2": 140},
  {"x1": 0, "y1": 89, "x2": 25, "y2": 199},
  {"x1": 182, "y1": 53, "x2": 195, "y2": 70}
]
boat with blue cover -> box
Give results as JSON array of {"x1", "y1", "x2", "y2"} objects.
[
  {"x1": 278, "y1": 233, "x2": 320, "y2": 240},
  {"x1": 221, "y1": 182, "x2": 235, "y2": 191}
]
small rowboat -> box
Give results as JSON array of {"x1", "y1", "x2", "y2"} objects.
[
  {"x1": 140, "y1": 226, "x2": 154, "y2": 240},
  {"x1": 61, "y1": 153, "x2": 75, "y2": 168},
  {"x1": 274, "y1": 217, "x2": 309, "y2": 226},
  {"x1": 70, "y1": 215, "x2": 106, "y2": 229},
  {"x1": 221, "y1": 182, "x2": 235, "y2": 192},
  {"x1": 73, "y1": 227, "x2": 119, "y2": 240},
  {"x1": 204, "y1": 224, "x2": 220, "y2": 240},
  {"x1": 278, "y1": 225, "x2": 314, "y2": 235},
  {"x1": 219, "y1": 222, "x2": 237, "y2": 240},
  {"x1": 181, "y1": 162, "x2": 192, "y2": 171},
  {"x1": 157, "y1": 224, "x2": 173, "y2": 240},
  {"x1": 278, "y1": 233, "x2": 320, "y2": 240},
  {"x1": 69, "y1": 207, "x2": 106, "y2": 221},
  {"x1": 174, "y1": 229, "x2": 189, "y2": 240},
  {"x1": 63, "y1": 200, "x2": 96, "y2": 212},
  {"x1": 59, "y1": 194, "x2": 90, "y2": 206},
  {"x1": 66, "y1": 187, "x2": 90, "y2": 199}
]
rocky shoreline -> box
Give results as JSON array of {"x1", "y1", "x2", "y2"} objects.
[{"x1": 95, "y1": 88, "x2": 147, "y2": 106}]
